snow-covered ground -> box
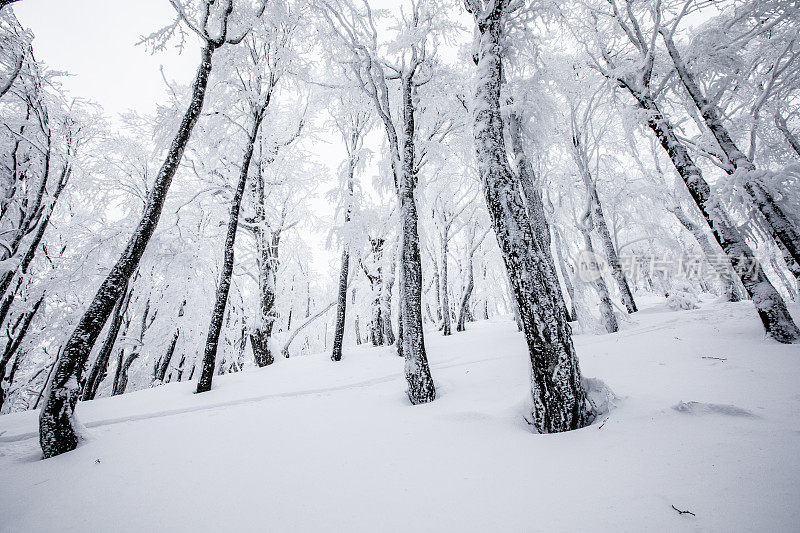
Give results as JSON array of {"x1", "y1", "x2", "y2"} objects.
[{"x1": 1, "y1": 297, "x2": 798, "y2": 532}]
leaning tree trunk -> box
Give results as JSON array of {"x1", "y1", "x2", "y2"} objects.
[
  {"x1": 623, "y1": 81, "x2": 799, "y2": 343},
  {"x1": 456, "y1": 254, "x2": 474, "y2": 332},
  {"x1": 663, "y1": 33, "x2": 800, "y2": 270},
  {"x1": 82, "y1": 279, "x2": 132, "y2": 401},
  {"x1": 579, "y1": 215, "x2": 618, "y2": 334},
  {"x1": 331, "y1": 246, "x2": 350, "y2": 362},
  {"x1": 669, "y1": 204, "x2": 740, "y2": 302},
  {"x1": 571, "y1": 131, "x2": 637, "y2": 313},
  {"x1": 468, "y1": 0, "x2": 589, "y2": 432},
  {"x1": 774, "y1": 113, "x2": 800, "y2": 158},
  {"x1": 506, "y1": 110, "x2": 573, "y2": 321},
  {"x1": 197, "y1": 107, "x2": 265, "y2": 394},
  {"x1": 0, "y1": 294, "x2": 44, "y2": 411},
  {"x1": 398, "y1": 76, "x2": 435, "y2": 404},
  {"x1": 39, "y1": 43, "x2": 217, "y2": 458}
]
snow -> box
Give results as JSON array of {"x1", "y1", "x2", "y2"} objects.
[{"x1": 1, "y1": 297, "x2": 799, "y2": 531}]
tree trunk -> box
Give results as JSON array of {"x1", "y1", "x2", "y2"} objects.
[
  {"x1": 0, "y1": 294, "x2": 44, "y2": 411},
  {"x1": 382, "y1": 253, "x2": 396, "y2": 345},
  {"x1": 398, "y1": 76, "x2": 435, "y2": 404},
  {"x1": 774, "y1": 113, "x2": 800, "y2": 158},
  {"x1": 552, "y1": 228, "x2": 578, "y2": 322},
  {"x1": 669, "y1": 204, "x2": 740, "y2": 302},
  {"x1": 570, "y1": 126, "x2": 637, "y2": 313},
  {"x1": 456, "y1": 255, "x2": 474, "y2": 332},
  {"x1": 197, "y1": 106, "x2": 265, "y2": 394},
  {"x1": 111, "y1": 351, "x2": 138, "y2": 396},
  {"x1": 332, "y1": 246, "x2": 349, "y2": 362},
  {"x1": 580, "y1": 218, "x2": 618, "y2": 333},
  {"x1": 39, "y1": 43, "x2": 217, "y2": 458},
  {"x1": 506, "y1": 110, "x2": 574, "y2": 321},
  {"x1": 663, "y1": 33, "x2": 800, "y2": 270},
  {"x1": 81, "y1": 278, "x2": 132, "y2": 401},
  {"x1": 621, "y1": 80, "x2": 799, "y2": 343},
  {"x1": 467, "y1": 0, "x2": 589, "y2": 432},
  {"x1": 440, "y1": 228, "x2": 452, "y2": 336}
]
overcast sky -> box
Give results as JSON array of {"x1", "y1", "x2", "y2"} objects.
[{"x1": 16, "y1": 0, "x2": 199, "y2": 116}]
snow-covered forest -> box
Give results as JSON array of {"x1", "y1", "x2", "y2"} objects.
[{"x1": 1, "y1": 0, "x2": 799, "y2": 530}]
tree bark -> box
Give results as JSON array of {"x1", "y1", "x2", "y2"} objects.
[
  {"x1": 620, "y1": 80, "x2": 799, "y2": 343},
  {"x1": 39, "y1": 43, "x2": 218, "y2": 458},
  {"x1": 397, "y1": 76, "x2": 435, "y2": 404},
  {"x1": 331, "y1": 246, "x2": 349, "y2": 361},
  {"x1": 579, "y1": 216, "x2": 618, "y2": 333},
  {"x1": 506, "y1": 110, "x2": 574, "y2": 321},
  {"x1": 440, "y1": 228, "x2": 452, "y2": 336},
  {"x1": 81, "y1": 278, "x2": 132, "y2": 401},
  {"x1": 467, "y1": 0, "x2": 589, "y2": 432},
  {"x1": 774, "y1": 113, "x2": 800, "y2": 158},
  {"x1": 197, "y1": 105, "x2": 265, "y2": 393},
  {"x1": 663, "y1": 33, "x2": 800, "y2": 270}
]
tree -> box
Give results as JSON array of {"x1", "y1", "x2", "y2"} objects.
[
  {"x1": 465, "y1": 0, "x2": 590, "y2": 432},
  {"x1": 578, "y1": 0, "x2": 800, "y2": 343},
  {"x1": 39, "y1": 0, "x2": 265, "y2": 458}
]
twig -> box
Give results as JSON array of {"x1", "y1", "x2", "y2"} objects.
[
  {"x1": 701, "y1": 356, "x2": 727, "y2": 362},
  {"x1": 671, "y1": 505, "x2": 696, "y2": 517},
  {"x1": 598, "y1": 417, "x2": 608, "y2": 429}
]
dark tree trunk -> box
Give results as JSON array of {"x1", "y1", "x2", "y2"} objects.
[
  {"x1": 39, "y1": 43, "x2": 217, "y2": 458},
  {"x1": 398, "y1": 76, "x2": 435, "y2": 404},
  {"x1": 197, "y1": 106, "x2": 265, "y2": 394},
  {"x1": 506, "y1": 110, "x2": 574, "y2": 321},
  {"x1": 81, "y1": 279, "x2": 132, "y2": 401},
  {"x1": 331, "y1": 246, "x2": 349, "y2": 362},
  {"x1": 467, "y1": 0, "x2": 589, "y2": 432},
  {"x1": 774, "y1": 113, "x2": 800, "y2": 158},
  {"x1": 0, "y1": 294, "x2": 44, "y2": 411},
  {"x1": 663, "y1": 33, "x2": 800, "y2": 271},
  {"x1": 112, "y1": 351, "x2": 138, "y2": 396},
  {"x1": 440, "y1": 228, "x2": 452, "y2": 336},
  {"x1": 155, "y1": 329, "x2": 180, "y2": 383},
  {"x1": 620, "y1": 80, "x2": 799, "y2": 343}
]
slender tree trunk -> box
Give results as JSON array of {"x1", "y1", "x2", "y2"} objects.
[
  {"x1": 552, "y1": 228, "x2": 578, "y2": 322},
  {"x1": 580, "y1": 219, "x2": 618, "y2": 333},
  {"x1": 506, "y1": 110, "x2": 574, "y2": 321},
  {"x1": 197, "y1": 107, "x2": 265, "y2": 394},
  {"x1": 39, "y1": 43, "x2": 218, "y2": 458},
  {"x1": 332, "y1": 246, "x2": 349, "y2": 361},
  {"x1": 382, "y1": 254, "x2": 396, "y2": 345},
  {"x1": 398, "y1": 76, "x2": 435, "y2": 404},
  {"x1": 440, "y1": 228, "x2": 452, "y2": 336},
  {"x1": 669, "y1": 204, "x2": 740, "y2": 302},
  {"x1": 456, "y1": 255, "x2": 474, "y2": 332},
  {"x1": 663, "y1": 33, "x2": 800, "y2": 269},
  {"x1": 0, "y1": 294, "x2": 44, "y2": 411},
  {"x1": 621, "y1": 80, "x2": 799, "y2": 343},
  {"x1": 571, "y1": 129, "x2": 637, "y2": 313},
  {"x1": 82, "y1": 279, "x2": 132, "y2": 401},
  {"x1": 112, "y1": 351, "x2": 138, "y2": 396},
  {"x1": 774, "y1": 113, "x2": 800, "y2": 158},
  {"x1": 467, "y1": 0, "x2": 589, "y2": 432}
]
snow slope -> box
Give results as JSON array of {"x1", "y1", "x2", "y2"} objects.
[{"x1": 1, "y1": 298, "x2": 799, "y2": 532}]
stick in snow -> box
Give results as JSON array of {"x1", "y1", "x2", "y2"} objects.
[{"x1": 671, "y1": 505, "x2": 696, "y2": 517}]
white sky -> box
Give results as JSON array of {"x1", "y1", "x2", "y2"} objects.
[{"x1": 16, "y1": 0, "x2": 197, "y2": 116}]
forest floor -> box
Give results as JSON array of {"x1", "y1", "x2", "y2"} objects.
[{"x1": 1, "y1": 296, "x2": 799, "y2": 532}]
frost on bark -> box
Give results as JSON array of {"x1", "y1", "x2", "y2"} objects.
[
  {"x1": 663, "y1": 33, "x2": 800, "y2": 271},
  {"x1": 578, "y1": 208, "x2": 618, "y2": 333},
  {"x1": 622, "y1": 83, "x2": 799, "y2": 343},
  {"x1": 332, "y1": 246, "x2": 350, "y2": 362},
  {"x1": 569, "y1": 116, "x2": 637, "y2": 313},
  {"x1": 361, "y1": 238, "x2": 388, "y2": 346},
  {"x1": 439, "y1": 227, "x2": 452, "y2": 336},
  {"x1": 81, "y1": 278, "x2": 133, "y2": 401},
  {"x1": 506, "y1": 109, "x2": 574, "y2": 321},
  {"x1": 466, "y1": 0, "x2": 590, "y2": 432},
  {"x1": 39, "y1": 42, "x2": 218, "y2": 458},
  {"x1": 197, "y1": 106, "x2": 265, "y2": 394},
  {"x1": 397, "y1": 76, "x2": 436, "y2": 404},
  {"x1": 774, "y1": 113, "x2": 800, "y2": 159},
  {"x1": 668, "y1": 203, "x2": 740, "y2": 302}
]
